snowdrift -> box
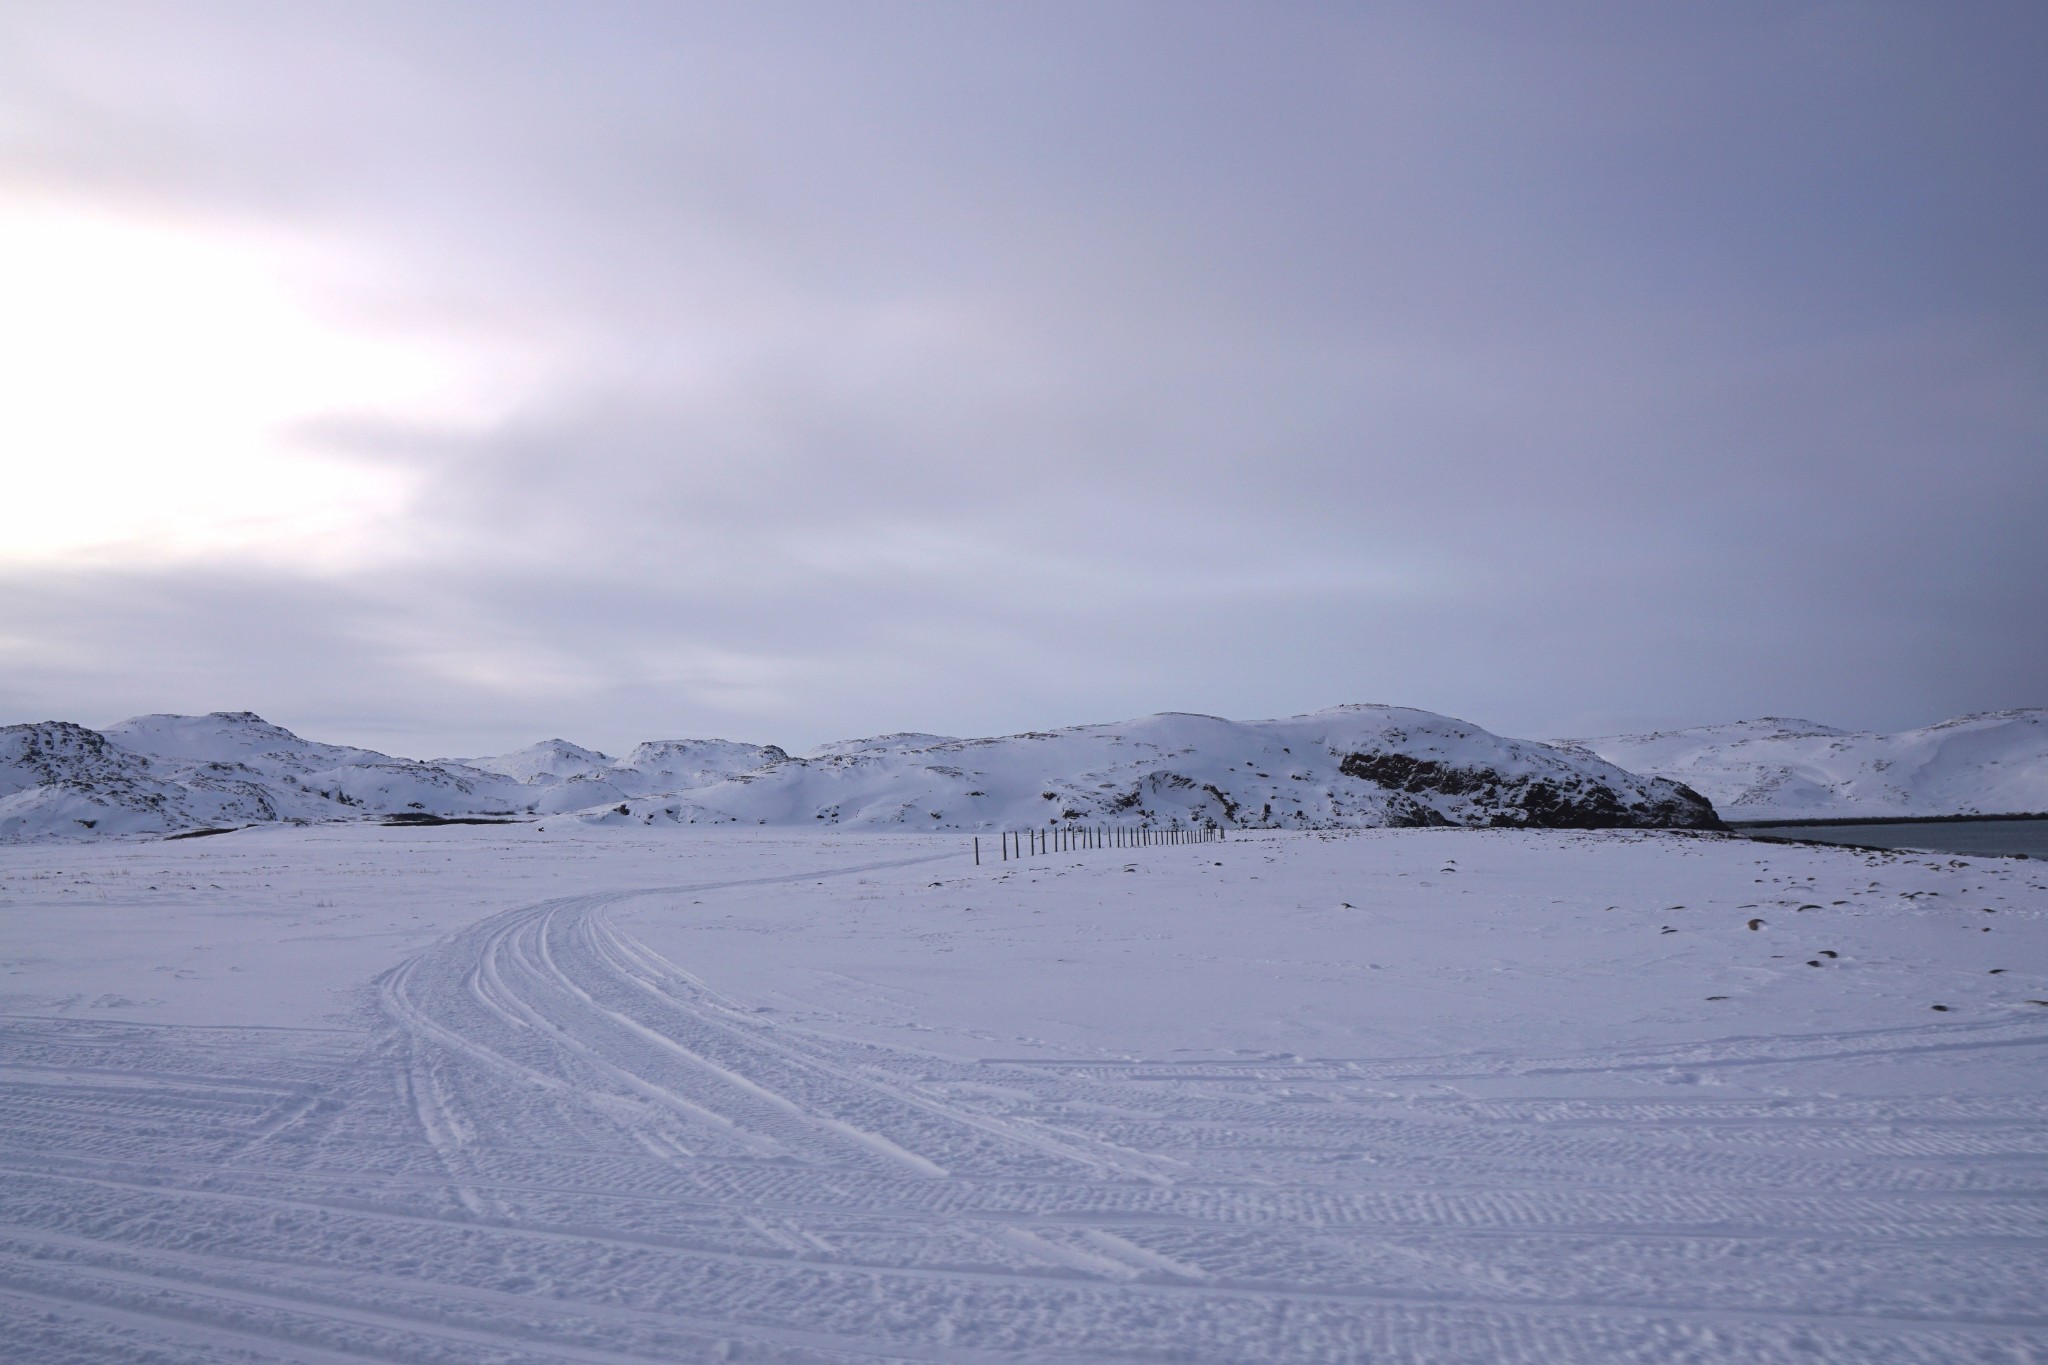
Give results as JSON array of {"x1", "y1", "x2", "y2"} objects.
[
  {"x1": 1, "y1": 705, "x2": 1720, "y2": 840},
  {"x1": 1565, "y1": 709, "x2": 2048, "y2": 820}
]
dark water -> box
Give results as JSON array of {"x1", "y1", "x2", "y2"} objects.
[{"x1": 1739, "y1": 818, "x2": 2048, "y2": 860}]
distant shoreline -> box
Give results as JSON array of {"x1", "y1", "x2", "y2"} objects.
[{"x1": 1728, "y1": 812, "x2": 2048, "y2": 829}]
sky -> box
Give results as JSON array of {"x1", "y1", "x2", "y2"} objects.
[{"x1": 1, "y1": 1, "x2": 2042, "y2": 758}]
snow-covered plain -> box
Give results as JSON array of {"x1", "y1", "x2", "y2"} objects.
[
  {"x1": 1569, "y1": 710, "x2": 2048, "y2": 821},
  {"x1": 3, "y1": 824, "x2": 2046, "y2": 1362}
]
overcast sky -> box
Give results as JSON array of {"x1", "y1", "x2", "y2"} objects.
[{"x1": 1, "y1": 2, "x2": 2042, "y2": 757}]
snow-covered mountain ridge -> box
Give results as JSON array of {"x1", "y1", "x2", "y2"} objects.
[
  {"x1": 1, "y1": 712, "x2": 530, "y2": 839},
  {"x1": 1, "y1": 705, "x2": 1720, "y2": 839},
  {"x1": 1565, "y1": 709, "x2": 2048, "y2": 821}
]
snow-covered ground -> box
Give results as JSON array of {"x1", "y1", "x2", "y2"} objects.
[
  {"x1": 2, "y1": 824, "x2": 2045, "y2": 1362},
  {"x1": 1568, "y1": 710, "x2": 2048, "y2": 821}
]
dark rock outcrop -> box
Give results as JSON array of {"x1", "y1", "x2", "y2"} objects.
[{"x1": 1339, "y1": 751, "x2": 1724, "y2": 830}]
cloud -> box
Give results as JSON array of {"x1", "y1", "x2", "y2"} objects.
[{"x1": 0, "y1": 1, "x2": 2042, "y2": 749}]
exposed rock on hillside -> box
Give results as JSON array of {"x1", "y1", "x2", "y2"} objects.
[{"x1": 1337, "y1": 751, "x2": 1718, "y2": 829}]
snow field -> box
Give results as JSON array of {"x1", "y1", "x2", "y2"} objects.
[{"x1": 1, "y1": 826, "x2": 2045, "y2": 1362}]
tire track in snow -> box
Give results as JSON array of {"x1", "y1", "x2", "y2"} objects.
[{"x1": 6, "y1": 837, "x2": 2048, "y2": 1362}]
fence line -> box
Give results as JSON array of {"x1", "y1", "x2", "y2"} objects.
[{"x1": 977, "y1": 821, "x2": 1224, "y2": 864}]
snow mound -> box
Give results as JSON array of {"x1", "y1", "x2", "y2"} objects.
[{"x1": 1568, "y1": 709, "x2": 2048, "y2": 819}]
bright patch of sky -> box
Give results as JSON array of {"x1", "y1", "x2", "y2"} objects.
[{"x1": 0, "y1": 199, "x2": 498, "y2": 565}]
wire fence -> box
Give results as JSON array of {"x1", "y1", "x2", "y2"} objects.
[{"x1": 974, "y1": 822, "x2": 1222, "y2": 865}]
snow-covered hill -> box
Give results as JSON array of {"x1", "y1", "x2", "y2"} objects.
[
  {"x1": 606, "y1": 706, "x2": 1719, "y2": 834},
  {"x1": 0, "y1": 712, "x2": 530, "y2": 839},
  {"x1": 105, "y1": 711, "x2": 529, "y2": 819},
  {"x1": 0, "y1": 705, "x2": 1719, "y2": 840},
  {"x1": 0, "y1": 722, "x2": 246, "y2": 837},
  {"x1": 453, "y1": 737, "x2": 795, "y2": 815},
  {"x1": 435, "y1": 738, "x2": 613, "y2": 785},
  {"x1": 1565, "y1": 709, "x2": 2048, "y2": 820}
]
